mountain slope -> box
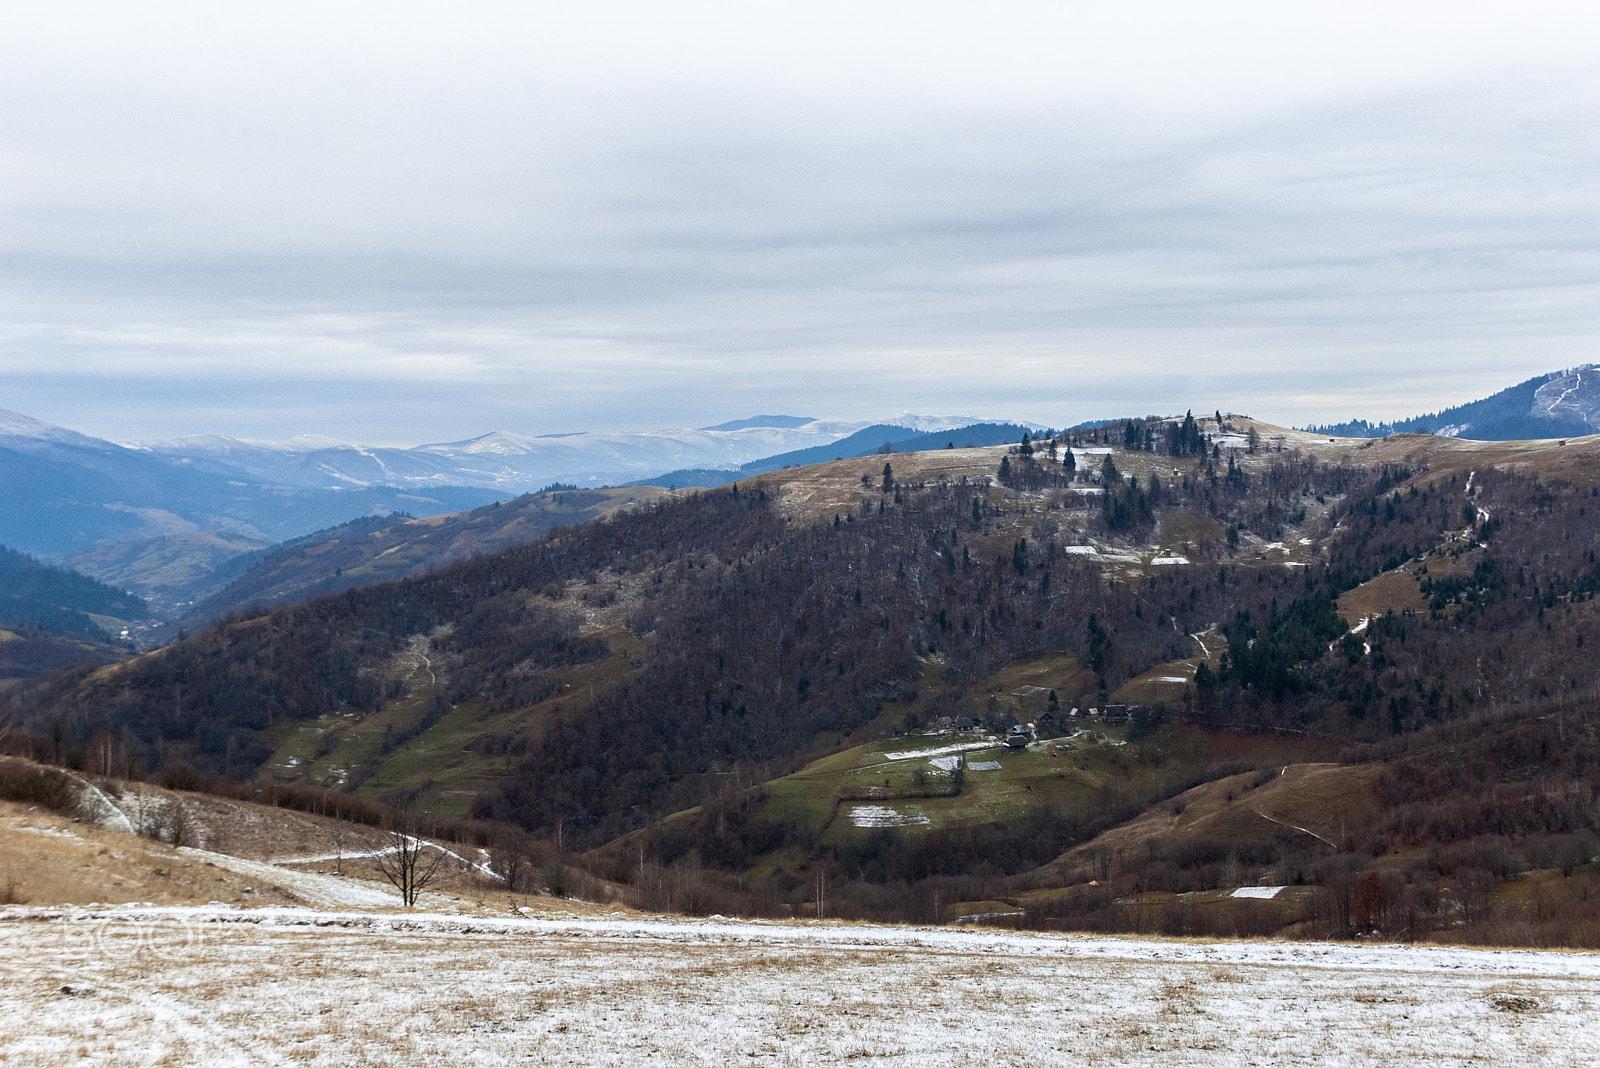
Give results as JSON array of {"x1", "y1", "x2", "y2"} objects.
[
  {"x1": 12, "y1": 416, "x2": 1600, "y2": 943},
  {"x1": 60, "y1": 531, "x2": 279, "y2": 615},
  {"x1": 0, "y1": 418, "x2": 1402, "y2": 816},
  {"x1": 0, "y1": 544, "x2": 143, "y2": 677},
  {"x1": 0, "y1": 544, "x2": 146, "y2": 625},
  {"x1": 1308, "y1": 367, "x2": 1600, "y2": 440},
  {"x1": 180, "y1": 486, "x2": 675, "y2": 628}
]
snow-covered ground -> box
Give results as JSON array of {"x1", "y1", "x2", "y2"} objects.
[
  {"x1": 173, "y1": 848, "x2": 402, "y2": 908},
  {"x1": 848, "y1": 805, "x2": 931, "y2": 829},
  {"x1": 880, "y1": 740, "x2": 998, "y2": 762},
  {"x1": 3, "y1": 907, "x2": 1596, "y2": 1066}
]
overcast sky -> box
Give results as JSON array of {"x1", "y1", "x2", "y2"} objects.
[{"x1": 3, "y1": 1, "x2": 1599, "y2": 444}]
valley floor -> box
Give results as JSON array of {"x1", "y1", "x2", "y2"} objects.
[{"x1": 2, "y1": 906, "x2": 1597, "y2": 1066}]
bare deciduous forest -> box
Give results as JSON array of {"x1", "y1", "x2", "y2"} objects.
[{"x1": 8, "y1": 425, "x2": 1600, "y2": 944}]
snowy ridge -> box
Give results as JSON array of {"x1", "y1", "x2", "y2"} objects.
[
  {"x1": 0, "y1": 408, "x2": 122, "y2": 451},
  {"x1": 126, "y1": 413, "x2": 994, "y2": 494}
]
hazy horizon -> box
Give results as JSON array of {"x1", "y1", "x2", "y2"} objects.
[{"x1": 5, "y1": 2, "x2": 1598, "y2": 444}]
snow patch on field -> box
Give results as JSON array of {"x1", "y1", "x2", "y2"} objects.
[
  {"x1": 848, "y1": 805, "x2": 931, "y2": 828},
  {"x1": 967, "y1": 760, "x2": 1003, "y2": 771},
  {"x1": 1151, "y1": 556, "x2": 1189, "y2": 565},
  {"x1": 881, "y1": 740, "x2": 997, "y2": 762},
  {"x1": 1230, "y1": 886, "x2": 1285, "y2": 900},
  {"x1": 66, "y1": 773, "x2": 135, "y2": 834}
]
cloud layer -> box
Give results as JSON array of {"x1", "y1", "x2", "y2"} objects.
[{"x1": 4, "y1": 2, "x2": 1598, "y2": 442}]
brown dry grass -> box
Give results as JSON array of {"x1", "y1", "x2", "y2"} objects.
[
  {"x1": 0, "y1": 793, "x2": 642, "y2": 918},
  {"x1": 0, "y1": 800, "x2": 308, "y2": 908},
  {"x1": 1032, "y1": 762, "x2": 1386, "y2": 885},
  {"x1": 754, "y1": 443, "x2": 1017, "y2": 524},
  {"x1": 1337, "y1": 569, "x2": 1429, "y2": 625}
]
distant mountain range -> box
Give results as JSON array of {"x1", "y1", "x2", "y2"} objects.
[
  {"x1": 174, "y1": 423, "x2": 1046, "y2": 626},
  {"x1": 1308, "y1": 366, "x2": 1600, "y2": 440},
  {"x1": 128, "y1": 413, "x2": 983, "y2": 496},
  {"x1": 0, "y1": 408, "x2": 979, "y2": 560},
  {"x1": 0, "y1": 409, "x2": 498, "y2": 558},
  {"x1": 18, "y1": 364, "x2": 1600, "y2": 623}
]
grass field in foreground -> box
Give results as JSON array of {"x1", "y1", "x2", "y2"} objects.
[{"x1": 5, "y1": 908, "x2": 1595, "y2": 1067}]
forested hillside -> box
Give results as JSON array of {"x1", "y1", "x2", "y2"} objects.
[
  {"x1": 0, "y1": 545, "x2": 146, "y2": 627},
  {"x1": 180, "y1": 486, "x2": 673, "y2": 628},
  {"x1": 10, "y1": 435, "x2": 1357, "y2": 809},
  {"x1": 0, "y1": 545, "x2": 144, "y2": 678},
  {"x1": 9, "y1": 418, "x2": 1600, "y2": 943}
]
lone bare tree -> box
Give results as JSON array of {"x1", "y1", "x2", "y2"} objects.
[
  {"x1": 373, "y1": 798, "x2": 447, "y2": 906},
  {"x1": 490, "y1": 829, "x2": 532, "y2": 893},
  {"x1": 321, "y1": 818, "x2": 355, "y2": 875}
]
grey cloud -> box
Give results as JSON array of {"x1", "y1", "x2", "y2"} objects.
[{"x1": 2, "y1": 40, "x2": 1597, "y2": 441}]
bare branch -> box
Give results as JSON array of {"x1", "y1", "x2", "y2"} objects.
[{"x1": 372, "y1": 798, "x2": 449, "y2": 906}]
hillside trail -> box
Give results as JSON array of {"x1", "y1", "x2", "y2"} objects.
[
  {"x1": 269, "y1": 837, "x2": 498, "y2": 881},
  {"x1": 1251, "y1": 804, "x2": 1338, "y2": 849},
  {"x1": 405, "y1": 633, "x2": 436, "y2": 685}
]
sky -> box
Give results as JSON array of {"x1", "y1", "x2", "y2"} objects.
[{"x1": 3, "y1": 1, "x2": 1599, "y2": 444}]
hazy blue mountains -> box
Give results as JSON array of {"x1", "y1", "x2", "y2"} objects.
[{"x1": 0, "y1": 409, "x2": 497, "y2": 557}]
